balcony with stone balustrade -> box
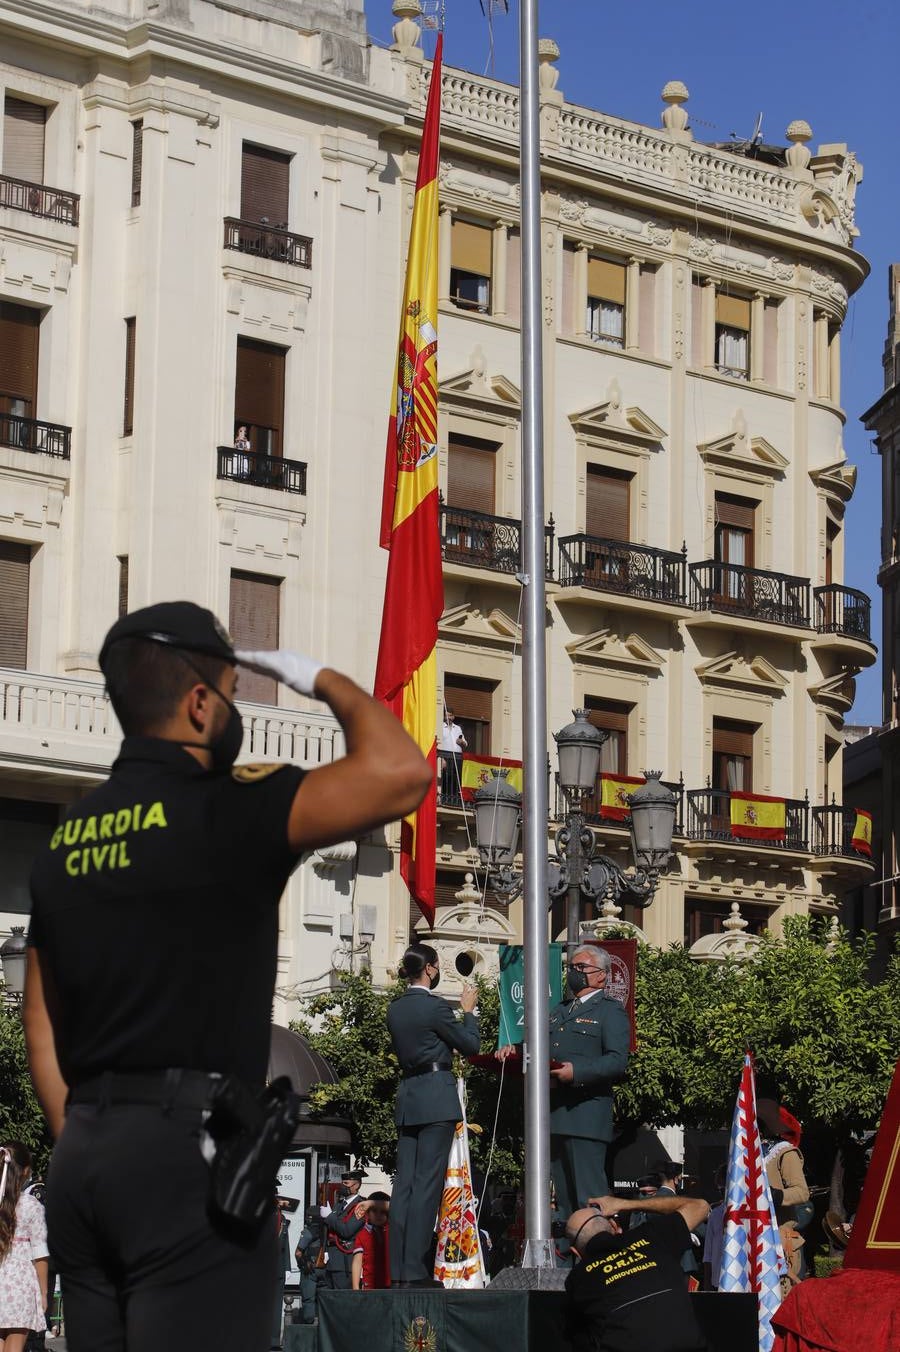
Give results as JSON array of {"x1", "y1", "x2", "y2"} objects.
[{"x1": 0, "y1": 668, "x2": 341, "y2": 782}]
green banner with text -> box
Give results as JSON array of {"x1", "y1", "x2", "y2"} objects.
[{"x1": 497, "y1": 943, "x2": 565, "y2": 1046}]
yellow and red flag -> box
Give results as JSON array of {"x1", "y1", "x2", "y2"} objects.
[
  {"x1": 374, "y1": 38, "x2": 444, "y2": 926},
  {"x1": 851, "y1": 808, "x2": 873, "y2": 857},
  {"x1": 459, "y1": 756, "x2": 524, "y2": 803},
  {"x1": 729, "y1": 791, "x2": 787, "y2": 842},
  {"x1": 598, "y1": 773, "x2": 645, "y2": 821}
]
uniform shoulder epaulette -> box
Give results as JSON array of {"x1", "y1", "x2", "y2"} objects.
[{"x1": 231, "y1": 762, "x2": 288, "y2": 784}]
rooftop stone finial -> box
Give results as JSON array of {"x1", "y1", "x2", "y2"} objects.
[
  {"x1": 392, "y1": 0, "x2": 422, "y2": 57},
  {"x1": 661, "y1": 80, "x2": 691, "y2": 138},
  {"x1": 785, "y1": 119, "x2": 813, "y2": 171},
  {"x1": 538, "y1": 38, "x2": 560, "y2": 93},
  {"x1": 722, "y1": 901, "x2": 749, "y2": 934}
]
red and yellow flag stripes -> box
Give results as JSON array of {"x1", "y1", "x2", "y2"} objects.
[{"x1": 374, "y1": 38, "x2": 444, "y2": 925}]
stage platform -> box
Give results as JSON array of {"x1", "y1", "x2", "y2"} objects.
[{"x1": 284, "y1": 1288, "x2": 758, "y2": 1352}]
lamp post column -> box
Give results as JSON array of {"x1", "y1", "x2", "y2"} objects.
[{"x1": 565, "y1": 800, "x2": 587, "y2": 954}]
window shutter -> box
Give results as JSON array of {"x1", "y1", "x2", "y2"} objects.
[
  {"x1": 452, "y1": 220, "x2": 492, "y2": 276},
  {"x1": 716, "y1": 293, "x2": 751, "y2": 331},
  {"x1": 3, "y1": 97, "x2": 45, "y2": 183},
  {"x1": 447, "y1": 435, "x2": 497, "y2": 514},
  {"x1": 715, "y1": 493, "x2": 756, "y2": 530},
  {"x1": 117, "y1": 556, "x2": 129, "y2": 619},
  {"x1": 443, "y1": 677, "x2": 494, "y2": 723},
  {"x1": 505, "y1": 229, "x2": 521, "y2": 324},
  {"x1": 123, "y1": 318, "x2": 136, "y2": 435},
  {"x1": 229, "y1": 572, "x2": 281, "y2": 704},
  {"x1": 586, "y1": 466, "x2": 631, "y2": 541},
  {"x1": 234, "y1": 338, "x2": 286, "y2": 457},
  {"x1": 712, "y1": 719, "x2": 755, "y2": 758},
  {"x1": 0, "y1": 302, "x2": 40, "y2": 413},
  {"x1": 131, "y1": 121, "x2": 143, "y2": 207},
  {"x1": 584, "y1": 699, "x2": 630, "y2": 775},
  {"x1": 240, "y1": 144, "x2": 290, "y2": 226},
  {"x1": 587, "y1": 257, "x2": 626, "y2": 304},
  {"x1": 0, "y1": 541, "x2": 30, "y2": 668},
  {"x1": 561, "y1": 243, "x2": 576, "y2": 336}
]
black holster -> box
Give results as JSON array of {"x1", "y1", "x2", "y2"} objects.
[{"x1": 203, "y1": 1075, "x2": 301, "y2": 1236}]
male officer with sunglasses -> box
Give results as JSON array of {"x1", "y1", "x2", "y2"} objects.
[{"x1": 23, "y1": 601, "x2": 431, "y2": 1352}]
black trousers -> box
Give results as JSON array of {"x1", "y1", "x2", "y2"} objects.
[
  {"x1": 390, "y1": 1121, "x2": 455, "y2": 1282},
  {"x1": 47, "y1": 1103, "x2": 277, "y2": 1352}
]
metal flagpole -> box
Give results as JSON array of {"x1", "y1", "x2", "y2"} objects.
[{"x1": 519, "y1": 0, "x2": 554, "y2": 1270}]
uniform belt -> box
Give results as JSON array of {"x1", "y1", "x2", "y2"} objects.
[
  {"x1": 68, "y1": 1069, "x2": 223, "y2": 1111},
  {"x1": 403, "y1": 1062, "x2": 451, "y2": 1079}
]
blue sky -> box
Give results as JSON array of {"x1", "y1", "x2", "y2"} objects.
[{"x1": 371, "y1": 0, "x2": 900, "y2": 723}]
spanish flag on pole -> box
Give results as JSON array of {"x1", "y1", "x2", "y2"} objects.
[{"x1": 374, "y1": 38, "x2": 444, "y2": 926}]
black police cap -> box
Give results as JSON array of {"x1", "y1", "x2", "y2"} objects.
[{"x1": 99, "y1": 601, "x2": 237, "y2": 672}]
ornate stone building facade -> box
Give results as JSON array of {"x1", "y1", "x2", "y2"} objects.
[
  {"x1": 862, "y1": 265, "x2": 900, "y2": 929},
  {"x1": 0, "y1": 0, "x2": 875, "y2": 1007}
]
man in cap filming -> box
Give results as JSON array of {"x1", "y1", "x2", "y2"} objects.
[{"x1": 23, "y1": 601, "x2": 431, "y2": 1352}]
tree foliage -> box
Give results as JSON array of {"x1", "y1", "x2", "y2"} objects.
[
  {"x1": 0, "y1": 1005, "x2": 53, "y2": 1170},
  {"x1": 294, "y1": 919, "x2": 900, "y2": 1183}
]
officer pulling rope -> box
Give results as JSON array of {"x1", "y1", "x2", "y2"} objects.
[{"x1": 23, "y1": 600, "x2": 432, "y2": 1352}]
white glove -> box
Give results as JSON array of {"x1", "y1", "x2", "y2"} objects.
[{"x1": 235, "y1": 649, "x2": 324, "y2": 697}]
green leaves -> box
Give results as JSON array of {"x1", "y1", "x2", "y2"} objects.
[{"x1": 0, "y1": 1005, "x2": 53, "y2": 1170}]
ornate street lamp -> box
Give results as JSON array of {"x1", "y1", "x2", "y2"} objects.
[
  {"x1": 554, "y1": 709, "x2": 606, "y2": 800},
  {"x1": 472, "y1": 733, "x2": 677, "y2": 947},
  {"x1": 473, "y1": 772, "x2": 523, "y2": 899},
  {"x1": 0, "y1": 926, "x2": 28, "y2": 1005}
]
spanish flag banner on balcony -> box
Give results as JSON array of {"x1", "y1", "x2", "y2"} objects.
[
  {"x1": 374, "y1": 38, "x2": 444, "y2": 926},
  {"x1": 729, "y1": 791, "x2": 787, "y2": 842},
  {"x1": 599, "y1": 773, "x2": 645, "y2": 821},
  {"x1": 460, "y1": 755, "x2": 524, "y2": 803},
  {"x1": 851, "y1": 808, "x2": 873, "y2": 857}
]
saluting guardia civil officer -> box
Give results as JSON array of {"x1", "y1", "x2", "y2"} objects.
[
  {"x1": 23, "y1": 602, "x2": 431, "y2": 1352},
  {"x1": 546, "y1": 946, "x2": 630, "y2": 1222},
  {"x1": 387, "y1": 943, "x2": 480, "y2": 1286}
]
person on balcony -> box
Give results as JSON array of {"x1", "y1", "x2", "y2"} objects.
[
  {"x1": 438, "y1": 709, "x2": 467, "y2": 805},
  {"x1": 233, "y1": 424, "x2": 251, "y2": 479}
]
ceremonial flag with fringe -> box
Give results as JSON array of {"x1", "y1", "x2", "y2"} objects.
[
  {"x1": 433, "y1": 1080, "x2": 486, "y2": 1288},
  {"x1": 459, "y1": 755, "x2": 523, "y2": 802},
  {"x1": 719, "y1": 1052, "x2": 786, "y2": 1352},
  {"x1": 851, "y1": 808, "x2": 873, "y2": 857},
  {"x1": 374, "y1": 38, "x2": 444, "y2": 925},
  {"x1": 730, "y1": 792, "x2": 787, "y2": 842},
  {"x1": 598, "y1": 772, "x2": 645, "y2": 821}
]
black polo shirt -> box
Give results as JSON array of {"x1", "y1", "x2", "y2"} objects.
[
  {"x1": 29, "y1": 737, "x2": 305, "y2": 1089},
  {"x1": 565, "y1": 1214, "x2": 707, "y2": 1352}
]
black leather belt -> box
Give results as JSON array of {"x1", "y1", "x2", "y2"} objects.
[
  {"x1": 68, "y1": 1069, "x2": 223, "y2": 1112},
  {"x1": 403, "y1": 1062, "x2": 451, "y2": 1080}
]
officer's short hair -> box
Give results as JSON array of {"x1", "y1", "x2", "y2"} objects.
[
  {"x1": 103, "y1": 637, "x2": 229, "y2": 735},
  {"x1": 572, "y1": 945, "x2": 612, "y2": 974}
]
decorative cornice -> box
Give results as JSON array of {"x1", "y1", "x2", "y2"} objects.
[
  {"x1": 695, "y1": 650, "x2": 788, "y2": 694},
  {"x1": 569, "y1": 379, "x2": 666, "y2": 449},
  {"x1": 698, "y1": 411, "x2": 788, "y2": 478},
  {"x1": 566, "y1": 627, "x2": 665, "y2": 674},
  {"x1": 438, "y1": 603, "x2": 521, "y2": 648}
]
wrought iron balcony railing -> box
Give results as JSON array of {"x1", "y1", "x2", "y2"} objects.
[
  {"x1": 558, "y1": 534, "x2": 686, "y2": 604},
  {"x1": 223, "y1": 218, "x2": 312, "y2": 268},
  {"x1": 553, "y1": 773, "x2": 685, "y2": 837},
  {"x1": 437, "y1": 749, "x2": 466, "y2": 809},
  {"x1": 439, "y1": 502, "x2": 555, "y2": 578},
  {"x1": 0, "y1": 411, "x2": 71, "y2": 459},
  {"x1": 810, "y1": 803, "x2": 872, "y2": 859},
  {"x1": 217, "y1": 447, "x2": 307, "y2": 494},
  {"x1": 0, "y1": 175, "x2": 79, "y2": 225},
  {"x1": 813, "y1": 584, "x2": 872, "y2": 642},
  {"x1": 690, "y1": 560, "x2": 810, "y2": 627},
  {"x1": 685, "y1": 787, "x2": 808, "y2": 850}
]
